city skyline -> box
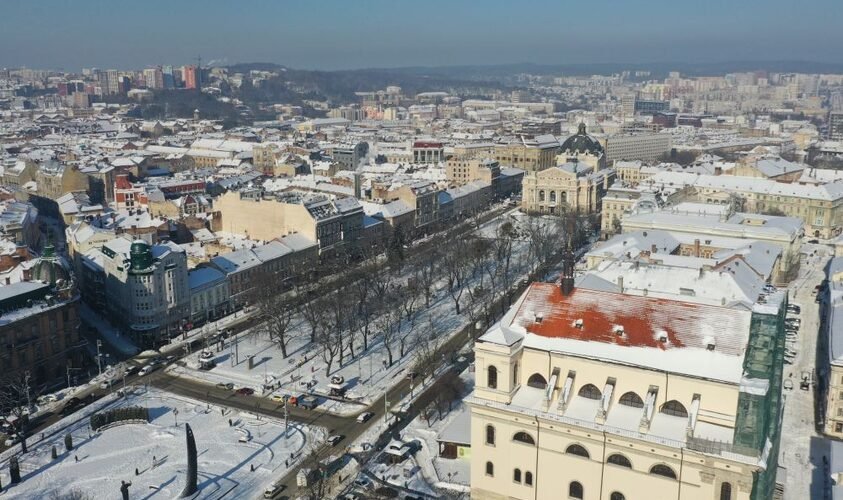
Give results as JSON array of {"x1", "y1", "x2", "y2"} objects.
[{"x1": 2, "y1": 0, "x2": 843, "y2": 71}]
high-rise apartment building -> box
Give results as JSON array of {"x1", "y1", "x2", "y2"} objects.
[
  {"x1": 142, "y1": 67, "x2": 163, "y2": 89},
  {"x1": 829, "y1": 111, "x2": 843, "y2": 141},
  {"x1": 183, "y1": 65, "x2": 198, "y2": 89}
]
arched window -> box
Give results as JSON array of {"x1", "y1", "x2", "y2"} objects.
[
  {"x1": 550, "y1": 191, "x2": 557, "y2": 203},
  {"x1": 485, "y1": 425, "x2": 495, "y2": 445},
  {"x1": 650, "y1": 464, "x2": 677, "y2": 479},
  {"x1": 525, "y1": 471, "x2": 533, "y2": 486},
  {"x1": 569, "y1": 481, "x2": 584, "y2": 499},
  {"x1": 513, "y1": 468, "x2": 522, "y2": 483},
  {"x1": 720, "y1": 482, "x2": 732, "y2": 500},
  {"x1": 485, "y1": 461, "x2": 494, "y2": 477},
  {"x1": 487, "y1": 365, "x2": 498, "y2": 389},
  {"x1": 610, "y1": 493, "x2": 625, "y2": 500},
  {"x1": 578, "y1": 384, "x2": 602, "y2": 400},
  {"x1": 619, "y1": 391, "x2": 644, "y2": 408},
  {"x1": 513, "y1": 431, "x2": 535, "y2": 445},
  {"x1": 661, "y1": 400, "x2": 688, "y2": 418},
  {"x1": 565, "y1": 444, "x2": 590, "y2": 458},
  {"x1": 561, "y1": 191, "x2": 567, "y2": 203},
  {"x1": 607, "y1": 454, "x2": 632, "y2": 468},
  {"x1": 539, "y1": 190, "x2": 545, "y2": 202},
  {"x1": 527, "y1": 373, "x2": 548, "y2": 389}
]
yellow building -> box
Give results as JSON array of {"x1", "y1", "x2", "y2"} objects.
[
  {"x1": 494, "y1": 137, "x2": 559, "y2": 173},
  {"x1": 446, "y1": 157, "x2": 500, "y2": 187},
  {"x1": 521, "y1": 161, "x2": 614, "y2": 215},
  {"x1": 825, "y1": 257, "x2": 843, "y2": 437},
  {"x1": 214, "y1": 189, "x2": 363, "y2": 255},
  {"x1": 469, "y1": 271, "x2": 786, "y2": 500}
]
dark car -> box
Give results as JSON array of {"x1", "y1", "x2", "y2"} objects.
[
  {"x1": 235, "y1": 387, "x2": 255, "y2": 396},
  {"x1": 60, "y1": 397, "x2": 85, "y2": 416}
]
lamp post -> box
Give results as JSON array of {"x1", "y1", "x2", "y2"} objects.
[{"x1": 96, "y1": 340, "x2": 103, "y2": 376}]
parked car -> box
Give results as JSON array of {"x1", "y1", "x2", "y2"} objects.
[
  {"x1": 263, "y1": 480, "x2": 285, "y2": 498},
  {"x1": 100, "y1": 379, "x2": 117, "y2": 390},
  {"x1": 327, "y1": 434, "x2": 345, "y2": 446},
  {"x1": 271, "y1": 393, "x2": 288, "y2": 403},
  {"x1": 216, "y1": 382, "x2": 235, "y2": 390},
  {"x1": 235, "y1": 387, "x2": 255, "y2": 396},
  {"x1": 138, "y1": 364, "x2": 159, "y2": 377},
  {"x1": 298, "y1": 396, "x2": 319, "y2": 410},
  {"x1": 353, "y1": 476, "x2": 371, "y2": 488},
  {"x1": 60, "y1": 397, "x2": 85, "y2": 416},
  {"x1": 357, "y1": 411, "x2": 374, "y2": 423}
]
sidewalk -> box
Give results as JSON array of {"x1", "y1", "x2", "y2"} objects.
[{"x1": 79, "y1": 303, "x2": 140, "y2": 357}]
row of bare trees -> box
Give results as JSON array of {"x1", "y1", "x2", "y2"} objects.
[{"x1": 250, "y1": 209, "x2": 595, "y2": 377}]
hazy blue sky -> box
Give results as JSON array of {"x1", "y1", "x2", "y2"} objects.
[{"x1": 1, "y1": 0, "x2": 841, "y2": 70}]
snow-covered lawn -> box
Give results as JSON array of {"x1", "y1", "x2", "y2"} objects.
[{"x1": 0, "y1": 387, "x2": 324, "y2": 499}]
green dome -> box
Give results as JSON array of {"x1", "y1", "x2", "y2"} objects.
[
  {"x1": 32, "y1": 241, "x2": 70, "y2": 286},
  {"x1": 560, "y1": 123, "x2": 604, "y2": 156},
  {"x1": 129, "y1": 240, "x2": 153, "y2": 272}
]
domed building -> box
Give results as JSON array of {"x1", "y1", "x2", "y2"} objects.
[
  {"x1": 557, "y1": 123, "x2": 606, "y2": 170},
  {"x1": 30, "y1": 239, "x2": 74, "y2": 295}
]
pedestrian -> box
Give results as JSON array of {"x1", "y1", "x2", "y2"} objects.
[
  {"x1": 250, "y1": 464, "x2": 255, "y2": 472},
  {"x1": 228, "y1": 418, "x2": 232, "y2": 427},
  {"x1": 74, "y1": 455, "x2": 78, "y2": 463},
  {"x1": 285, "y1": 459, "x2": 288, "y2": 467},
  {"x1": 135, "y1": 468, "x2": 139, "y2": 476}
]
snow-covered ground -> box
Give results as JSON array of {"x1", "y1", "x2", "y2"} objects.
[
  {"x1": 0, "y1": 387, "x2": 324, "y2": 499},
  {"x1": 171, "y1": 210, "x2": 544, "y2": 416}
]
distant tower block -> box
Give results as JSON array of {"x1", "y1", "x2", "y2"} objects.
[{"x1": 193, "y1": 108, "x2": 200, "y2": 121}]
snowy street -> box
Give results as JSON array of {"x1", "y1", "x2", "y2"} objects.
[{"x1": 0, "y1": 387, "x2": 323, "y2": 499}]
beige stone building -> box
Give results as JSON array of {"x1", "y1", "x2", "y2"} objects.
[
  {"x1": 446, "y1": 157, "x2": 500, "y2": 187},
  {"x1": 642, "y1": 170, "x2": 843, "y2": 239},
  {"x1": 215, "y1": 189, "x2": 363, "y2": 255},
  {"x1": 469, "y1": 270, "x2": 786, "y2": 500},
  {"x1": 494, "y1": 136, "x2": 559, "y2": 173},
  {"x1": 521, "y1": 161, "x2": 614, "y2": 215}
]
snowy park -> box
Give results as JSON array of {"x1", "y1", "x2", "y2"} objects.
[
  {"x1": 168, "y1": 210, "x2": 564, "y2": 416},
  {"x1": 0, "y1": 387, "x2": 324, "y2": 499}
]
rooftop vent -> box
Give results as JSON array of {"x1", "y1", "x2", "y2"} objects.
[
  {"x1": 535, "y1": 312, "x2": 543, "y2": 324},
  {"x1": 572, "y1": 318, "x2": 584, "y2": 329},
  {"x1": 655, "y1": 329, "x2": 668, "y2": 343},
  {"x1": 613, "y1": 325, "x2": 625, "y2": 336}
]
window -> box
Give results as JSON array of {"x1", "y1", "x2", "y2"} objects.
[
  {"x1": 539, "y1": 190, "x2": 545, "y2": 202},
  {"x1": 565, "y1": 444, "x2": 590, "y2": 458},
  {"x1": 550, "y1": 191, "x2": 557, "y2": 203},
  {"x1": 661, "y1": 400, "x2": 688, "y2": 418},
  {"x1": 513, "y1": 468, "x2": 521, "y2": 483},
  {"x1": 525, "y1": 471, "x2": 533, "y2": 486},
  {"x1": 485, "y1": 461, "x2": 494, "y2": 477},
  {"x1": 618, "y1": 391, "x2": 644, "y2": 408},
  {"x1": 486, "y1": 425, "x2": 495, "y2": 445},
  {"x1": 610, "y1": 493, "x2": 625, "y2": 500},
  {"x1": 487, "y1": 366, "x2": 498, "y2": 389},
  {"x1": 650, "y1": 464, "x2": 677, "y2": 479},
  {"x1": 527, "y1": 373, "x2": 548, "y2": 389},
  {"x1": 720, "y1": 482, "x2": 732, "y2": 500},
  {"x1": 513, "y1": 432, "x2": 535, "y2": 445},
  {"x1": 607, "y1": 454, "x2": 632, "y2": 468},
  {"x1": 569, "y1": 481, "x2": 584, "y2": 499},
  {"x1": 578, "y1": 384, "x2": 602, "y2": 400},
  {"x1": 837, "y1": 422, "x2": 843, "y2": 433}
]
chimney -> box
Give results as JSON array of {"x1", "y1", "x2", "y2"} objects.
[
  {"x1": 714, "y1": 166, "x2": 722, "y2": 175},
  {"x1": 694, "y1": 238, "x2": 701, "y2": 258},
  {"x1": 617, "y1": 276, "x2": 624, "y2": 292},
  {"x1": 651, "y1": 244, "x2": 657, "y2": 254}
]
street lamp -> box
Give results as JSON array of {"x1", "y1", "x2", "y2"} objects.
[{"x1": 96, "y1": 340, "x2": 103, "y2": 376}]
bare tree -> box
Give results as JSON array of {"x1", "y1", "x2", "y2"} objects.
[
  {"x1": 0, "y1": 372, "x2": 32, "y2": 453},
  {"x1": 375, "y1": 305, "x2": 402, "y2": 367},
  {"x1": 297, "y1": 286, "x2": 322, "y2": 344},
  {"x1": 252, "y1": 273, "x2": 296, "y2": 358},
  {"x1": 415, "y1": 250, "x2": 438, "y2": 309},
  {"x1": 443, "y1": 245, "x2": 468, "y2": 315},
  {"x1": 314, "y1": 309, "x2": 342, "y2": 377},
  {"x1": 396, "y1": 277, "x2": 421, "y2": 326},
  {"x1": 493, "y1": 221, "x2": 517, "y2": 308}
]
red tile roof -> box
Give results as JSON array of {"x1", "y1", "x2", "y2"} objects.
[{"x1": 510, "y1": 283, "x2": 749, "y2": 356}]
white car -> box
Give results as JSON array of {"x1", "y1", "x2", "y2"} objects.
[
  {"x1": 138, "y1": 365, "x2": 154, "y2": 376},
  {"x1": 356, "y1": 412, "x2": 374, "y2": 423}
]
